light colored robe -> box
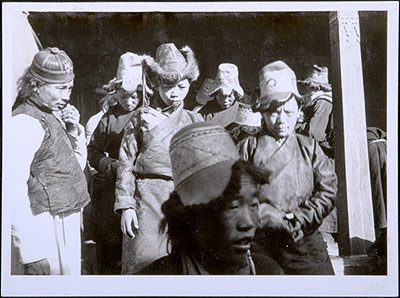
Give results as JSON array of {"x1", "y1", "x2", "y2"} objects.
[{"x1": 115, "y1": 101, "x2": 203, "y2": 274}]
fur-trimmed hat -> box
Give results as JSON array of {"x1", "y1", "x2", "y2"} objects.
[
  {"x1": 143, "y1": 43, "x2": 199, "y2": 88},
  {"x1": 208, "y1": 63, "x2": 244, "y2": 97},
  {"x1": 297, "y1": 64, "x2": 332, "y2": 91}
]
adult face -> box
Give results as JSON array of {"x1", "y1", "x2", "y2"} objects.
[
  {"x1": 116, "y1": 90, "x2": 140, "y2": 112},
  {"x1": 37, "y1": 80, "x2": 74, "y2": 111},
  {"x1": 196, "y1": 172, "x2": 260, "y2": 267},
  {"x1": 159, "y1": 79, "x2": 190, "y2": 106},
  {"x1": 262, "y1": 96, "x2": 300, "y2": 139},
  {"x1": 216, "y1": 91, "x2": 236, "y2": 109}
]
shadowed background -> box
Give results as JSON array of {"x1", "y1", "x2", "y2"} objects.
[{"x1": 27, "y1": 11, "x2": 386, "y2": 130}]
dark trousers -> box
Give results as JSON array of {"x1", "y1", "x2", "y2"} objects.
[{"x1": 91, "y1": 174, "x2": 122, "y2": 275}]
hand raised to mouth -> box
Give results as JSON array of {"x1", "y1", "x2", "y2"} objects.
[{"x1": 61, "y1": 104, "x2": 80, "y2": 133}]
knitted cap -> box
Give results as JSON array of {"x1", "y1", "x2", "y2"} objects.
[
  {"x1": 208, "y1": 63, "x2": 244, "y2": 97},
  {"x1": 298, "y1": 64, "x2": 332, "y2": 91},
  {"x1": 29, "y1": 47, "x2": 74, "y2": 84},
  {"x1": 258, "y1": 60, "x2": 301, "y2": 104},
  {"x1": 169, "y1": 122, "x2": 240, "y2": 206}
]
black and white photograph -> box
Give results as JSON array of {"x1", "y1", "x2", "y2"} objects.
[{"x1": 2, "y1": 1, "x2": 398, "y2": 296}]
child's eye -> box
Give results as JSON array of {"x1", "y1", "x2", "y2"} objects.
[{"x1": 251, "y1": 199, "x2": 259, "y2": 209}]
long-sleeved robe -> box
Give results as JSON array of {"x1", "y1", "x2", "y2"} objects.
[
  {"x1": 114, "y1": 97, "x2": 203, "y2": 274},
  {"x1": 238, "y1": 129, "x2": 337, "y2": 275},
  {"x1": 87, "y1": 104, "x2": 136, "y2": 274}
]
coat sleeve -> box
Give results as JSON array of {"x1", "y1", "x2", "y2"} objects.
[
  {"x1": 67, "y1": 123, "x2": 87, "y2": 170},
  {"x1": 291, "y1": 139, "x2": 338, "y2": 235},
  {"x1": 114, "y1": 120, "x2": 139, "y2": 212},
  {"x1": 306, "y1": 99, "x2": 332, "y2": 143},
  {"x1": 87, "y1": 116, "x2": 116, "y2": 173}
]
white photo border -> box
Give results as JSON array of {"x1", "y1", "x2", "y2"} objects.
[{"x1": 2, "y1": 1, "x2": 398, "y2": 296}]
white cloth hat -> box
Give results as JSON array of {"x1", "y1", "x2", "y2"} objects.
[
  {"x1": 208, "y1": 63, "x2": 244, "y2": 97},
  {"x1": 258, "y1": 60, "x2": 301, "y2": 103},
  {"x1": 103, "y1": 52, "x2": 144, "y2": 94},
  {"x1": 116, "y1": 52, "x2": 143, "y2": 93}
]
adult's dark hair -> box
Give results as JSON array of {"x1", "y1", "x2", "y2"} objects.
[
  {"x1": 12, "y1": 68, "x2": 46, "y2": 111},
  {"x1": 160, "y1": 159, "x2": 269, "y2": 255}
]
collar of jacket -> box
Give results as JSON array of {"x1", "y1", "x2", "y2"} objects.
[{"x1": 27, "y1": 95, "x2": 54, "y2": 113}]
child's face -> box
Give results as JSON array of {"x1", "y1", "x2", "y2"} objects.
[
  {"x1": 159, "y1": 79, "x2": 190, "y2": 106},
  {"x1": 116, "y1": 89, "x2": 140, "y2": 112},
  {"x1": 216, "y1": 91, "x2": 236, "y2": 109}
]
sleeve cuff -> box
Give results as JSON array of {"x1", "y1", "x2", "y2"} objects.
[
  {"x1": 291, "y1": 208, "x2": 305, "y2": 226},
  {"x1": 114, "y1": 196, "x2": 136, "y2": 213},
  {"x1": 68, "y1": 123, "x2": 83, "y2": 138},
  {"x1": 98, "y1": 156, "x2": 114, "y2": 173}
]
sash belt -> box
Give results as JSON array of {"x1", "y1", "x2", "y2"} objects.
[{"x1": 134, "y1": 172, "x2": 173, "y2": 181}]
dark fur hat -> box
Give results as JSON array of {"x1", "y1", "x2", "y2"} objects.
[{"x1": 143, "y1": 43, "x2": 199, "y2": 88}]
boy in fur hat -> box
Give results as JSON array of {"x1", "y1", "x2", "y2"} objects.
[{"x1": 114, "y1": 43, "x2": 203, "y2": 274}]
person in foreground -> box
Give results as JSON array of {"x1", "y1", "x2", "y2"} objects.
[
  {"x1": 10, "y1": 47, "x2": 90, "y2": 275},
  {"x1": 139, "y1": 122, "x2": 284, "y2": 275},
  {"x1": 238, "y1": 61, "x2": 337, "y2": 275}
]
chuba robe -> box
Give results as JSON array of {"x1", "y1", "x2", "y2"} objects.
[
  {"x1": 238, "y1": 129, "x2": 337, "y2": 275},
  {"x1": 115, "y1": 97, "x2": 203, "y2": 274}
]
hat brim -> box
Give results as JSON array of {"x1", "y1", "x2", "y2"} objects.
[
  {"x1": 259, "y1": 91, "x2": 302, "y2": 103},
  {"x1": 208, "y1": 85, "x2": 244, "y2": 97},
  {"x1": 176, "y1": 159, "x2": 237, "y2": 206},
  {"x1": 143, "y1": 47, "x2": 199, "y2": 87}
]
